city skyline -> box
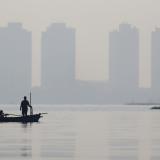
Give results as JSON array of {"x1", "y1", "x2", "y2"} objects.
[
  {"x1": 0, "y1": 22, "x2": 159, "y2": 86},
  {"x1": 0, "y1": 22, "x2": 160, "y2": 87},
  {"x1": 1, "y1": 0, "x2": 160, "y2": 88},
  {"x1": 0, "y1": 22, "x2": 160, "y2": 103}
]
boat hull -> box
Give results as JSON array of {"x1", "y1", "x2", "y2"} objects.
[
  {"x1": 151, "y1": 106, "x2": 160, "y2": 110},
  {"x1": 0, "y1": 114, "x2": 42, "y2": 123}
]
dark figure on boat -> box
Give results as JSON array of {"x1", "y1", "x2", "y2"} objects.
[
  {"x1": 20, "y1": 96, "x2": 32, "y2": 116},
  {"x1": 0, "y1": 110, "x2": 4, "y2": 117}
]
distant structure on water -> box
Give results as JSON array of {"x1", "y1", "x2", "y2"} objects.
[
  {"x1": 42, "y1": 23, "x2": 76, "y2": 89},
  {"x1": 151, "y1": 28, "x2": 160, "y2": 101},
  {"x1": 0, "y1": 23, "x2": 32, "y2": 103},
  {"x1": 109, "y1": 24, "x2": 139, "y2": 102}
]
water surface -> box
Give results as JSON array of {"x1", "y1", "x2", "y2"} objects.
[{"x1": 0, "y1": 105, "x2": 159, "y2": 160}]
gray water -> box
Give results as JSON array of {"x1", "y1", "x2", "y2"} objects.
[{"x1": 0, "y1": 105, "x2": 160, "y2": 160}]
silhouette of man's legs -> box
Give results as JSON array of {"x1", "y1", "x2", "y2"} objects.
[{"x1": 22, "y1": 109, "x2": 28, "y2": 116}]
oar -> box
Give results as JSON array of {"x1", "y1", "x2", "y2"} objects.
[
  {"x1": 4, "y1": 113, "x2": 21, "y2": 117},
  {"x1": 39, "y1": 113, "x2": 48, "y2": 115}
]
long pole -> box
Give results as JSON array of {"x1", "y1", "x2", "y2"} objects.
[
  {"x1": 30, "y1": 92, "x2": 32, "y2": 106},
  {"x1": 30, "y1": 92, "x2": 33, "y2": 115}
]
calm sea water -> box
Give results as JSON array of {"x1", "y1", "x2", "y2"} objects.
[{"x1": 0, "y1": 105, "x2": 160, "y2": 160}]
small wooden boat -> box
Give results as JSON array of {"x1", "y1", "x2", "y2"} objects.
[
  {"x1": 0, "y1": 93, "x2": 48, "y2": 123},
  {"x1": 0, "y1": 114, "x2": 42, "y2": 123},
  {"x1": 151, "y1": 106, "x2": 160, "y2": 110}
]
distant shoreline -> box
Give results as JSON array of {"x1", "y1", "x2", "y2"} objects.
[{"x1": 126, "y1": 103, "x2": 160, "y2": 106}]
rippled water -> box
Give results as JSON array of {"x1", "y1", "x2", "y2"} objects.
[{"x1": 0, "y1": 105, "x2": 160, "y2": 160}]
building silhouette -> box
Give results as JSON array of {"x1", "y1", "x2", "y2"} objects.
[
  {"x1": 0, "y1": 23, "x2": 32, "y2": 103},
  {"x1": 151, "y1": 28, "x2": 160, "y2": 100},
  {"x1": 109, "y1": 24, "x2": 139, "y2": 102},
  {"x1": 42, "y1": 23, "x2": 76, "y2": 89}
]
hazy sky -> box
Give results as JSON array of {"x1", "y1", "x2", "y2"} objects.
[{"x1": 0, "y1": 0, "x2": 159, "y2": 87}]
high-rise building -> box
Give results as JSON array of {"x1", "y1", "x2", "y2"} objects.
[
  {"x1": 109, "y1": 23, "x2": 139, "y2": 94},
  {"x1": 0, "y1": 23, "x2": 32, "y2": 103},
  {"x1": 151, "y1": 28, "x2": 160, "y2": 91},
  {"x1": 42, "y1": 23, "x2": 75, "y2": 88}
]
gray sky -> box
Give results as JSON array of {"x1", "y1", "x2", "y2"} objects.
[{"x1": 0, "y1": 0, "x2": 159, "y2": 87}]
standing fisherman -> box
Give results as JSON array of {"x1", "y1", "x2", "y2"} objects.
[
  {"x1": 0, "y1": 110, "x2": 4, "y2": 117},
  {"x1": 20, "y1": 96, "x2": 32, "y2": 116}
]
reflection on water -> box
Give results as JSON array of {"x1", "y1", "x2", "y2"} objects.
[
  {"x1": 0, "y1": 123, "x2": 32, "y2": 159},
  {"x1": 0, "y1": 112, "x2": 76, "y2": 160},
  {"x1": 0, "y1": 106, "x2": 160, "y2": 160},
  {"x1": 40, "y1": 113, "x2": 76, "y2": 160},
  {"x1": 107, "y1": 113, "x2": 139, "y2": 160}
]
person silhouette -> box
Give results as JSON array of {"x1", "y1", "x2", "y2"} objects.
[
  {"x1": 0, "y1": 110, "x2": 4, "y2": 117},
  {"x1": 20, "y1": 96, "x2": 32, "y2": 116}
]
